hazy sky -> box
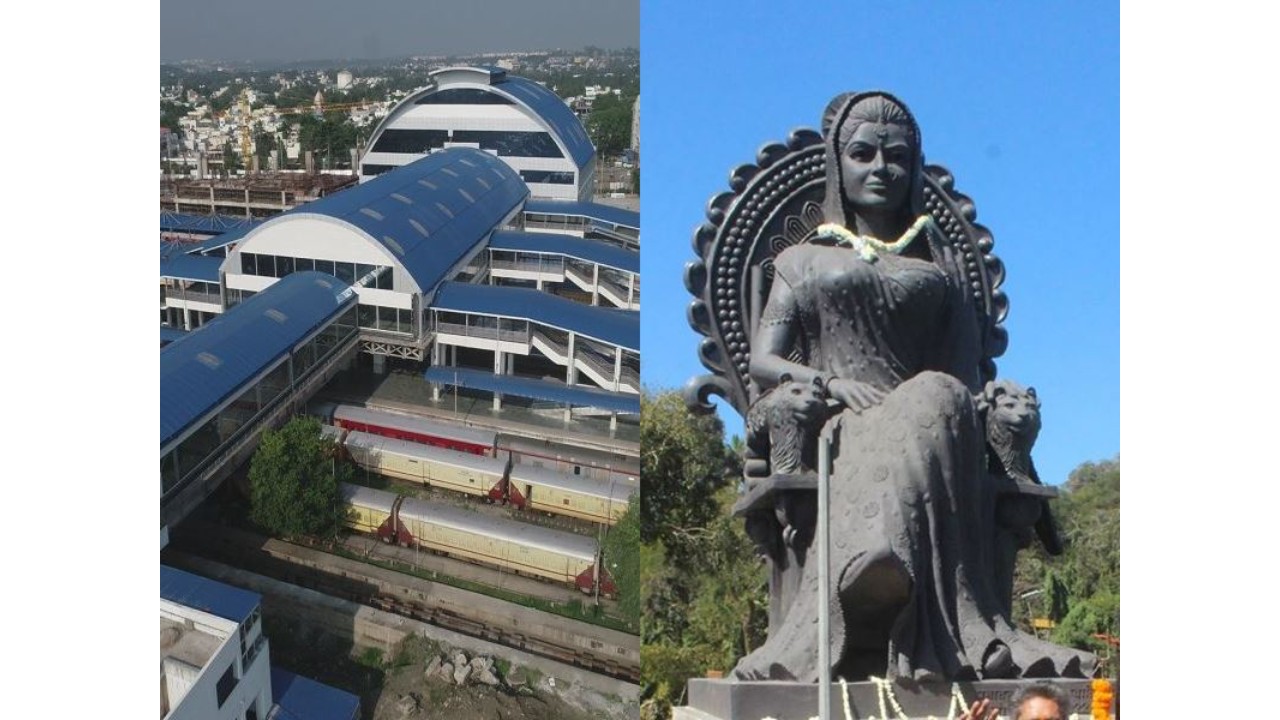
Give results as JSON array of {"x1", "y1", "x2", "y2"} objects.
[{"x1": 161, "y1": 0, "x2": 638, "y2": 63}]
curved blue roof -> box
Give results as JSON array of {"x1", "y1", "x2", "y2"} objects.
[
  {"x1": 370, "y1": 68, "x2": 595, "y2": 171},
  {"x1": 243, "y1": 149, "x2": 527, "y2": 294},
  {"x1": 161, "y1": 565, "x2": 258, "y2": 623},
  {"x1": 432, "y1": 281, "x2": 638, "y2": 351},
  {"x1": 497, "y1": 75, "x2": 596, "y2": 169},
  {"x1": 489, "y1": 230, "x2": 639, "y2": 274},
  {"x1": 524, "y1": 199, "x2": 640, "y2": 230},
  {"x1": 161, "y1": 272, "x2": 355, "y2": 450}
]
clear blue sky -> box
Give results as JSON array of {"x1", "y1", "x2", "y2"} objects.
[{"x1": 639, "y1": 1, "x2": 1119, "y2": 487}]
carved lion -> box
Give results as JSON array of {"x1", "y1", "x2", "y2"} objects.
[
  {"x1": 747, "y1": 378, "x2": 829, "y2": 478},
  {"x1": 978, "y1": 380, "x2": 1042, "y2": 486}
]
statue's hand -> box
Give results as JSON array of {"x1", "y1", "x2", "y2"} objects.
[{"x1": 826, "y1": 378, "x2": 885, "y2": 414}]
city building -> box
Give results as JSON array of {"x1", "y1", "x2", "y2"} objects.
[
  {"x1": 161, "y1": 565, "x2": 361, "y2": 720},
  {"x1": 359, "y1": 67, "x2": 596, "y2": 202}
]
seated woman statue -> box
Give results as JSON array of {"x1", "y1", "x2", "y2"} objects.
[{"x1": 733, "y1": 91, "x2": 1094, "y2": 682}]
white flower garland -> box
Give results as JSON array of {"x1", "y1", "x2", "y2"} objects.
[{"x1": 813, "y1": 214, "x2": 933, "y2": 263}]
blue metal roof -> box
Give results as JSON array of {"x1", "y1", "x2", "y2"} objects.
[
  {"x1": 161, "y1": 565, "x2": 258, "y2": 623},
  {"x1": 160, "y1": 326, "x2": 188, "y2": 346},
  {"x1": 271, "y1": 668, "x2": 360, "y2": 720},
  {"x1": 432, "y1": 282, "x2": 638, "y2": 351},
  {"x1": 161, "y1": 212, "x2": 263, "y2": 236},
  {"x1": 160, "y1": 247, "x2": 223, "y2": 282},
  {"x1": 489, "y1": 230, "x2": 639, "y2": 274},
  {"x1": 185, "y1": 224, "x2": 255, "y2": 255},
  {"x1": 497, "y1": 75, "x2": 596, "y2": 169},
  {"x1": 244, "y1": 149, "x2": 527, "y2": 294},
  {"x1": 523, "y1": 199, "x2": 640, "y2": 230},
  {"x1": 426, "y1": 366, "x2": 639, "y2": 414},
  {"x1": 161, "y1": 272, "x2": 356, "y2": 450}
]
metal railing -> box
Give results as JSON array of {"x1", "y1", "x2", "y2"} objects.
[{"x1": 436, "y1": 321, "x2": 530, "y2": 345}]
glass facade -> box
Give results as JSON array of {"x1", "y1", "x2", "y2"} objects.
[
  {"x1": 361, "y1": 163, "x2": 397, "y2": 177},
  {"x1": 358, "y1": 303, "x2": 413, "y2": 334},
  {"x1": 239, "y1": 253, "x2": 393, "y2": 290},
  {"x1": 519, "y1": 169, "x2": 576, "y2": 185},
  {"x1": 452, "y1": 130, "x2": 564, "y2": 158},
  {"x1": 414, "y1": 88, "x2": 514, "y2": 105},
  {"x1": 371, "y1": 129, "x2": 450, "y2": 154},
  {"x1": 161, "y1": 304, "x2": 359, "y2": 498}
]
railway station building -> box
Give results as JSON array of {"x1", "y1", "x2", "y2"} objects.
[
  {"x1": 161, "y1": 148, "x2": 639, "y2": 447},
  {"x1": 359, "y1": 66, "x2": 596, "y2": 202}
]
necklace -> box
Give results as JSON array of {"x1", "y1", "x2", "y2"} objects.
[{"x1": 814, "y1": 214, "x2": 932, "y2": 262}]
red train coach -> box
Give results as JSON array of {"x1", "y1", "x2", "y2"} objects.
[{"x1": 330, "y1": 404, "x2": 498, "y2": 457}]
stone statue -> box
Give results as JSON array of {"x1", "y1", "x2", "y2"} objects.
[{"x1": 684, "y1": 91, "x2": 1094, "y2": 684}]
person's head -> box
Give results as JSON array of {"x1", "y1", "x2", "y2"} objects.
[
  {"x1": 821, "y1": 91, "x2": 923, "y2": 227},
  {"x1": 1011, "y1": 682, "x2": 1070, "y2": 720}
]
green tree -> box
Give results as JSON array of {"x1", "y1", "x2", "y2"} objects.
[
  {"x1": 586, "y1": 93, "x2": 635, "y2": 156},
  {"x1": 603, "y1": 494, "x2": 641, "y2": 625},
  {"x1": 1012, "y1": 457, "x2": 1120, "y2": 670},
  {"x1": 640, "y1": 390, "x2": 731, "y2": 551},
  {"x1": 639, "y1": 390, "x2": 766, "y2": 711},
  {"x1": 249, "y1": 416, "x2": 351, "y2": 541},
  {"x1": 222, "y1": 141, "x2": 242, "y2": 174}
]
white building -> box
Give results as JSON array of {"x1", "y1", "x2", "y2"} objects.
[
  {"x1": 161, "y1": 566, "x2": 271, "y2": 720},
  {"x1": 360, "y1": 66, "x2": 596, "y2": 202},
  {"x1": 336, "y1": 70, "x2": 353, "y2": 89}
]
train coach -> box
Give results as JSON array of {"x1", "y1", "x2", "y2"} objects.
[
  {"x1": 339, "y1": 483, "x2": 615, "y2": 596},
  {"x1": 506, "y1": 462, "x2": 636, "y2": 525},
  {"x1": 343, "y1": 430, "x2": 509, "y2": 502},
  {"x1": 326, "y1": 404, "x2": 498, "y2": 456}
]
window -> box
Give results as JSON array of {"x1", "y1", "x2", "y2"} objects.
[
  {"x1": 295, "y1": 257, "x2": 314, "y2": 272},
  {"x1": 335, "y1": 262, "x2": 355, "y2": 285},
  {"x1": 414, "y1": 88, "x2": 513, "y2": 105},
  {"x1": 451, "y1": 130, "x2": 564, "y2": 158},
  {"x1": 361, "y1": 163, "x2": 398, "y2": 177},
  {"x1": 316, "y1": 259, "x2": 335, "y2": 277},
  {"x1": 375, "y1": 267, "x2": 393, "y2": 290},
  {"x1": 370, "y1": 129, "x2": 449, "y2": 154},
  {"x1": 276, "y1": 255, "x2": 294, "y2": 277},
  {"x1": 358, "y1": 304, "x2": 376, "y2": 328},
  {"x1": 520, "y1": 170, "x2": 576, "y2": 185},
  {"x1": 215, "y1": 663, "x2": 238, "y2": 707},
  {"x1": 241, "y1": 252, "x2": 257, "y2": 275}
]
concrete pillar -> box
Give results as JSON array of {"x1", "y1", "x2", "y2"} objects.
[
  {"x1": 566, "y1": 332, "x2": 577, "y2": 385},
  {"x1": 610, "y1": 412, "x2": 618, "y2": 431},
  {"x1": 372, "y1": 353, "x2": 386, "y2": 375},
  {"x1": 564, "y1": 405, "x2": 572, "y2": 423},
  {"x1": 244, "y1": 187, "x2": 251, "y2": 218},
  {"x1": 431, "y1": 342, "x2": 444, "y2": 401},
  {"x1": 350, "y1": 147, "x2": 360, "y2": 175},
  {"x1": 613, "y1": 347, "x2": 623, "y2": 391},
  {"x1": 183, "y1": 307, "x2": 191, "y2": 331},
  {"x1": 492, "y1": 350, "x2": 504, "y2": 411},
  {"x1": 628, "y1": 273, "x2": 636, "y2": 306},
  {"x1": 536, "y1": 277, "x2": 543, "y2": 291},
  {"x1": 592, "y1": 264, "x2": 600, "y2": 306}
]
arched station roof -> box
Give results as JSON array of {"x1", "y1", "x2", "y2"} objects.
[
  {"x1": 230, "y1": 149, "x2": 528, "y2": 295},
  {"x1": 366, "y1": 66, "x2": 595, "y2": 171},
  {"x1": 161, "y1": 272, "x2": 355, "y2": 451}
]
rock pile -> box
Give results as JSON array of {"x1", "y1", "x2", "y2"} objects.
[{"x1": 426, "y1": 650, "x2": 515, "y2": 690}]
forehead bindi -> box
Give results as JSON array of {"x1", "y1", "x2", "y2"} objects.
[{"x1": 847, "y1": 123, "x2": 911, "y2": 152}]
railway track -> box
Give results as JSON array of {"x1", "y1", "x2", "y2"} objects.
[{"x1": 168, "y1": 523, "x2": 639, "y2": 682}]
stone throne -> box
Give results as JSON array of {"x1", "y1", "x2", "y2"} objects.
[{"x1": 682, "y1": 125, "x2": 1068, "y2": 684}]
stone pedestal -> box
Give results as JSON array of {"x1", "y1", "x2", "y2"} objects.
[{"x1": 674, "y1": 678, "x2": 1110, "y2": 720}]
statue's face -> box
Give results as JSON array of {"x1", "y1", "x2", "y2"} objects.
[{"x1": 840, "y1": 121, "x2": 913, "y2": 213}]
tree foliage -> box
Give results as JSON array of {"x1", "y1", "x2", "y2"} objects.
[
  {"x1": 586, "y1": 92, "x2": 635, "y2": 156},
  {"x1": 249, "y1": 416, "x2": 351, "y2": 541},
  {"x1": 603, "y1": 494, "x2": 641, "y2": 625},
  {"x1": 640, "y1": 390, "x2": 767, "y2": 712},
  {"x1": 1013, "y1": 457, "x2": 1120, "y2": 671}
]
